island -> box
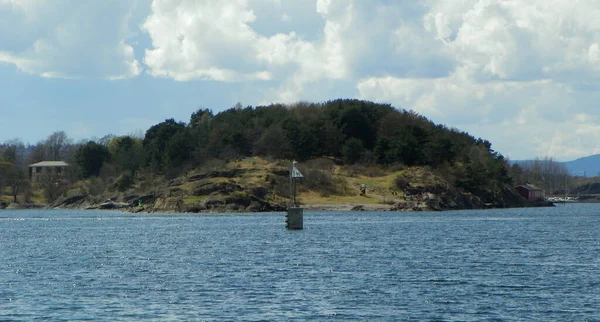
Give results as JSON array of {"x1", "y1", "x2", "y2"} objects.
[{"x1": 0, "y1": 99, "x2": 559, "y2": 212}]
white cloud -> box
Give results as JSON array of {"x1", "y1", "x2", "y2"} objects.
[
  {"x1": 315, "y1": 0, "x2": 331, "y2": 15},
  {"x1": 0, "y1": 0, "x2": 141, "y2": 79},
  {"x1": 589, "y1": 44, "x2": 600, "y2": 64},
  {"x1": 143, "y1": 0, "x2": 259, "y2": 81},
  {"x1": 142, "y1": 0, "x2": 339, "y2": 97},
  {"x1": 353, "y1": 0, "x2": 600, "y2": 160},
  {"x1": 424, "y1": 0, "x2": 600, "y2": 81},
  {"x1": 5, "y1": 0, "x2": 600, "y2": 160}
]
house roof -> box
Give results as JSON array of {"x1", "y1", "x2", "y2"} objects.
[
  {"x1": 29, "y1": 161, "x2": 69, "y2": 168},
  {"x1": 516, "y1": 184, "x2": 542, "y2": 191}
]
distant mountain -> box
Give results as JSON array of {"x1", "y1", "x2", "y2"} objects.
[
  {"x1": 563, "y1": 154, "x2": 600, "y2": 177},
  {"x1": 512, "y1": 154, "x2": 600, "y2": 177}
]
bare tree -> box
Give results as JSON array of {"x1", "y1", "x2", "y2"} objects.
[
  {"x1": 45, "y1": 131, "x2": 71, "y2": 161},
  {"x1": 37, "y1": 170, "x2": 69, "y2": 202},
  {"x1": 0, "y1": 161, "x2": 10, "y2": 196},
  {"x1": 27, "y1": 143, "x2": 47, "y2": 164},
  {"x1": 515, "y1": 157, "x2": 569, "y2": 194},
  {"x1": 5, "y1": 165, "x2": 29, "y2": 203}
]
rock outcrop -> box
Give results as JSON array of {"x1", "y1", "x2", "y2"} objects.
[{"x1": 49, "y1": 194, "x2": 88, "y2": 209}]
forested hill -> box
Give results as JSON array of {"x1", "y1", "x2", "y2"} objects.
[
  {"x1": 1, "y1": 99, "x2": 520, "y2": 210},
  {"x1": 143, "y1": 99, "x2": 510, "y2": 187}
]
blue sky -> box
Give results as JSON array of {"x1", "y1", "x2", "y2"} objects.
[{"x1": 2, "y1": 0, "x2": 600, "y2": 161}]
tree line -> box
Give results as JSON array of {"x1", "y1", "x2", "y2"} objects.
[
  {"x1": 508, "y1": 157, "x2": 576, "y2": 195},
  {"x1": 0, "y1": 99, "x2": 573, "y2": 202}
]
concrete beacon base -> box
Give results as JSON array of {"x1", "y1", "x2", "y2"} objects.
[{"x1": 286, "y1": 207, "x2": 303, "y2": 230}]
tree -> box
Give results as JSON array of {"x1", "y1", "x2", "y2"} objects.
[
  {"x1": 206, "y1": 107, "x2": 256, "y2": 159},
  {"x1": 253, "y1": 125, "x2": 292, "y2": 159},
  {"x1": 0, "y1": 141, "x2": 29, "y2": 202},
  {"x1": 189, "y1": 108, "x2": 213, "y2": 129},
  {"x1": 4, "y1": 165, "x2": 29, "y2": 203},
  {"x1": 27, "y1": 143, "x2": 48, "y2": 164},
  {"x1": 143, "y1": 119, "x2": 186, "y2": 171},
  {"x1": 98, "y1": 134, "x2": 116, "y2": 146},
  {"x1": 164, "y1": 128, "x2": 194, "y2": 169},
  {"x1": 45, "y1": 131, "x2": 71, "y2": 160},
  {"x1": 108, "y1": 136, "x2": 143, "y2": 175},
  {"x1": 374, "y1": 137, "x2": 392, "y2": 164},
  {"x1": 37, "y1": 170, "x2": 69, "y2": 202},
  {"x1": 2, "y1": 145, "x2": 17, "y2": 164},
  {"x1": 514, "y1": 157, "x2": 569, "y2": 193},
  {"x1": 0, "y1": 161, "x2": 11, "y2": 196},
  {"x1": 312, "y1": 121, "x2": 344, "y2": 157},
  {"x1": 385, "y1": 125, "x2": 425, "y2": 166},
  {"x1": 422, "y1": 127, "x2": 455, "y2": 166},
  {"x1": 189, "y1": 108, "x2": 213, "y2": 162},
  {"x1": 282, "y1": 118, "x2": 317, "y2": 161},
  {"x1": 75, "y1": 141, "x2": 111, "y2": 178},
  {"x1": 2, "y1": 139, "x2": 26, "y2": 166},
  {"x1": 342, "y1": 138, "x2": 364, "y2": 164}
]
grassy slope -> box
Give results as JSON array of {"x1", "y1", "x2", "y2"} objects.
[
  {"x1": 16, "y1": 157, "x2": 468, "y2": 210},
  {"x1": 233, "y1": 158, "x2": 449, "y2": 207},
  {"x1": 143, "y1": 157, "x2": 430, "y2": 209}
]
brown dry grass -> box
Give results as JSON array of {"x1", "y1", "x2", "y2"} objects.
[
  {"x1": 131, "y1": 158, "x2": 446, "y2": 208},
  {"x1": 182, "y1": 195, "x2": 208, "y2": 205},
  {"x1": 297, "y1": 191, "x2": 383, "y2": 205}
]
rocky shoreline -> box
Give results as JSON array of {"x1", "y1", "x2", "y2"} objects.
[
  {"x1": 0, "y1": 193, "x2": 554, "y2": 214},
  {"x1": 0, "y1": 161, "x2": 555, "y2": 213}
]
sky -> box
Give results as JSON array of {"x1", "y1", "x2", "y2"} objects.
[{"x1": 1, "y1": 0, "x2": 600, "y2": 161}]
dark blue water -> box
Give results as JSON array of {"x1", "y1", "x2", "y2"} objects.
[{"x1": 1, "y1": 204, "x2": 599, "y2": 321}]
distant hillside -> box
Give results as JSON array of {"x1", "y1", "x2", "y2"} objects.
[
  {"x1": 562, "y1": 154, "x2": 600, "y2": 177},
  {"x1": 512, "y1": 154, "x2": 600, "y2": 177}
]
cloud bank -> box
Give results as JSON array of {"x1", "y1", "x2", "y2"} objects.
[{"x1": 2, "y1": 0, "x2": 600, "y2": 160}]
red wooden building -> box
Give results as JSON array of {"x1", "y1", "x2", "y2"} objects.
[{"x1": 515, "y1": 184, "x2": 542, "y2": 201}]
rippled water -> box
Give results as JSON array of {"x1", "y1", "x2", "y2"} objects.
[{"x1": 1, "y1": 204, "x2": 599, "y2": 321}]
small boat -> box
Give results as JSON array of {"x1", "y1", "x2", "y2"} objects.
[{"x1": 546, "y1": 196, "x2": 578, "y2": 204}]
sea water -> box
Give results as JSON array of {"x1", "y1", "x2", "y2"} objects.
[{"x1": 0, "y1": 204, "x2": 599, "y2": 321}]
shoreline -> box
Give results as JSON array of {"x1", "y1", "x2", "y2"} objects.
[{"x1": 1, "y1": 199, "x2": 557, "y2": 214}]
